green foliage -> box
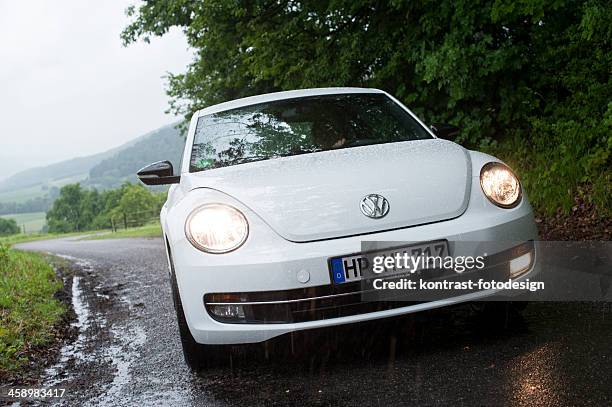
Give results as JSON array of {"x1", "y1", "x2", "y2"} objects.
[
  {"x1": 46, "y1": 184, "x2": 87, "y2": 232},
  {"x1": 123, "y1": 0, "x2": 611, "y2": 216},
  {"x1": 0, "y1": 247, "x2": 65, "y2": 374},
  {"x1": 46, "y1": 183, "x2": 165, "y2": 233},
  {"x1": 0, "y1": 218, "x2": 19, "y2": 236},
  {"x1": 110, "y1": 184, "x2": 162, "y2": 228},
  {"x1": 487, "y1": 85, "x2": 612, "y2": 215}
]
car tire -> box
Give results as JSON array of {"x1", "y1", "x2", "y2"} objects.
[{"x1": 167, "y1": 245, "x2": 232, "y2": 371}]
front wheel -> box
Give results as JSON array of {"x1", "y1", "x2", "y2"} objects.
[{"x1": 168, "y1": 249, "x2": 233, "y2": 371}]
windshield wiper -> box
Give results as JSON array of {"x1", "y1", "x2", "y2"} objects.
[{"x1": 232, "y1": 156, "x2": 273, "y2": 164}]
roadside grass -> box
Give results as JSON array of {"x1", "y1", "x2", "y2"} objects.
[
  {"x1": 0, "y1": 231, "x2": 88, "y2": 247},
  {"x1": 0, "y1": 245, "x2": 66, "y2": 375},
  {"x1": 84, "y1": 222, "x2": 162, "y2": 240},
  {"x1": 486, "y1": 135, "x2": 611, "y2": 219},
  {"x1": 0, "y1": 222, "x2": 162, "y2": 246}
]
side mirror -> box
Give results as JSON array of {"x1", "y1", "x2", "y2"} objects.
[
  {"x1": 430, "y1": 123, "x2": 460, "y2": 140},
  {"x1": 137, "y1": 161, "x2": 181, "y2": 185}
]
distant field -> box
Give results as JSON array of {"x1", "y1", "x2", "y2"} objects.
[
  {"x1": 49, "y1": 172, "x2": 89, "y2": 187},
  {"x1": 0, "y1": 173, "x2": 88, "y2": 203},
  {"x1": 0, "y1": 212, "x2": 46, "y2": 233},
  {"x1": 0, "y1": 184, "x2": 46, "y2": 203}
]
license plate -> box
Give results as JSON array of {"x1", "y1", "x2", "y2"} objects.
[{"x1": 329, "y1": 241, "x2": 449, "y2": 284}]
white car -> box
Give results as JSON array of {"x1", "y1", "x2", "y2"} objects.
[{"x1": 138, "y1": 88, "x2": 538, "y2": 370}]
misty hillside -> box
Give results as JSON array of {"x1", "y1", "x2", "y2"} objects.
[
  {"x1": 0, "y1": 123, "x2": 185, "y2": 215},
  {"x1": 0, "y1": 126, "x2": 162, "y2": 194},
  {"x1": 87, "y1": 125, "x2": 185, "y2": 189},
  {"x1": 0, "y1": 150, "x2": 113, "y2": 193}
]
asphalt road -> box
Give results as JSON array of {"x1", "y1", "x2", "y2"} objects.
[{"x1": 14, "y1": 236, "x2": 612, "y2": 406}]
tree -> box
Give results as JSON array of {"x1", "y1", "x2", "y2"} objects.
[
  {"x1": 121, "y1": 1, "x2": 607, "y2": 139},
  {"x1": 111, "y1": 184, "x2": 161, "y2": 228},
  {"x1": 0, "y1": 218, "x2": 19, "y2": 236},
  {"x1": 44, "y1": 182, "x2": 165, "y2": 233},
  {"x1": 47, "y1": 184, "x2": 86, "y2": 233},
  {"x1": 122, "y1": 0, "x2": 611, "y2": 215},
  {"x1": 91, "y1": 187, "x2": 124, "y2": 229}
]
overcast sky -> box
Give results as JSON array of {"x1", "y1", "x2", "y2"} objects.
[{"x1": 0, "y1": 1, "x2": 192, "y2": 180}]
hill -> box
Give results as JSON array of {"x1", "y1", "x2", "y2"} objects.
[
  {"x1": 0, "y1": 123, "x2": 185, "y2": 216},
  {"x1": 87, "y1": 124, "x2": 184, "y2": 189},
  {"x1": 0, "y1": 152, "x2": 111, "y2": 196}
]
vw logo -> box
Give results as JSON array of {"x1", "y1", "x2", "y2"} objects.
[{"x1": 360, "y1": 194, "x2": 390, "y2": 219}]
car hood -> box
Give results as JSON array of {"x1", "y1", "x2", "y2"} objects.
[{"x1": 184, "y1": 139, "x2": 471, "y2": 242}]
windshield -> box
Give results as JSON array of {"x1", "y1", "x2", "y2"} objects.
[{"x1": 189, "y1": 93, "x2": 432, "y2": 172}]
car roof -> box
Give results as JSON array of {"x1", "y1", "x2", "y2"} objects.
[{"x1": 195, "y1": 87, "x2": 385, "y2": 117}]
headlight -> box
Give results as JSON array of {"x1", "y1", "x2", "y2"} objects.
[
  {"x1": 480, "y1": 162, "x2": 522, "y2": 208},
  {"x1": 185, "y1": 204, "x2": 249, "y2": 253}
]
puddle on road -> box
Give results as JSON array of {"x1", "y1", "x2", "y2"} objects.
[
  {"x1": 41, "y1": 254, "x2": 148, "y2": 406},
  {"x1": 43, "y1": 275, "x2": 93, "y2": 386},
  {"x1": 44, "y1": 256, "x2": 97, "y2": 386},
  {"x1": 93, "y1": 325, "x2": 147, "y2": 407}
]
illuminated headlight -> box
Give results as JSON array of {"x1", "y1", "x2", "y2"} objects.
[
  {"x1": 185, "y1": 204, "x2": 248, "y2": 253},
  {"x1": 480, "y1": 162, "x2": 522, "y2": 208}
]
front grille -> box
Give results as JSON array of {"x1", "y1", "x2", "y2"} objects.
[{"x1": 204, "y1": 241, "x2": 534, "y2": 324}]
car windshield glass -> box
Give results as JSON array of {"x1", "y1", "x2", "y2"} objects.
[{"x1": 189, "y1": 93, "x2": 432, "y2": 172}]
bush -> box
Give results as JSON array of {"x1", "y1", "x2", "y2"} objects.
[{"x1": 0, "y1": 218, "x2": 19, "y2": 236}]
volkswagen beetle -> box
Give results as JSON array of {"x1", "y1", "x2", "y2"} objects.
[{"x1": 138, "y1": 88, "x2": 538, "y2": 370}]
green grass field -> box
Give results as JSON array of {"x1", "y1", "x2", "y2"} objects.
[
  {"x1": 0, "y1": 231, "x2": 88, "y2": 246},
  {"x1": 0, "y1": 173, "x2": 88, "y2": 204},
  {"x1": 0, "y1": 212, "x2": 47, "y2": 234},
  {"x1": 0, "y1": 222, "x2": 162, "y2": 246},
  {"x1": 85, "y1": 223, "x2": 162, "y2": 240},
  {"x1": 0, "y1": 184, "x2": 47, "y2": 204},
  {"x1": 0, "y1": 246, "x2": 66, "y2": 375}
]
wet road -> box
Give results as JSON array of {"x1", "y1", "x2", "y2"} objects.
[{"x1": 15, "y1": 236, "x2": 612, "y2": 406}]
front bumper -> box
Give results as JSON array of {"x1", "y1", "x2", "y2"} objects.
[
  {"x1": 205, "y1": 240, "x2": 536, "y2": 324},
  {"x1": 165, "y1": 186, "x2": 539, "y2": 345}
]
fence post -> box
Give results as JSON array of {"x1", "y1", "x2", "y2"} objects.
[{"x1": 123, "y1": 213, "x2": 128, "y2": 230}]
